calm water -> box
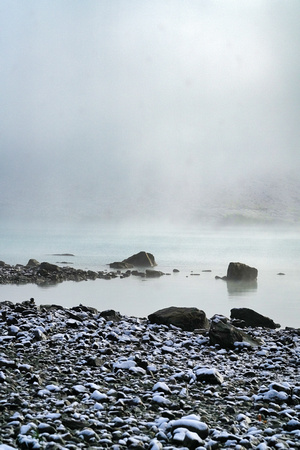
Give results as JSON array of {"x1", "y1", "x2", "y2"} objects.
[{"x1": 0, "y1": 221, "x2": 299, "y2": 328}]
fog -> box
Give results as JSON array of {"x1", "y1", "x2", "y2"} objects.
[{"x1": 1, "y1": 0, "x2": 300, "y2": 228}]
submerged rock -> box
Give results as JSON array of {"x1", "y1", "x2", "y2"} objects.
[
  {"x1": 148, "y1": 306, "x2": 210, "y2": 331},
  {"x1": 145, "y1": 269, "x2": 164, "y2": 278}
]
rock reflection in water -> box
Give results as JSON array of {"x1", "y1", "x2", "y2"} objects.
[{"x1": 226, "y1": 279, "x2": 258, "y2": 296}]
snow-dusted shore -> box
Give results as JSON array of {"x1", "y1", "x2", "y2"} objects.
[{"x1": 0, "y1": 300, "x2": 299, "y2": 449}]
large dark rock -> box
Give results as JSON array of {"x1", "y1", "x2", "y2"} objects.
[
  {"x1": 209, "y1": 316, "x2": 261, "y2": 349},
  {"x1": 148, "y1": 306, "x2": 210, "y2": 331},
  {"x1": 226, "y1": 262, "x2": 258, "y2": 281},
  {"x1": 230, "y1": 308, "x2": 280, "y2": 329},
  {"x1": 123, "y1": 251, "x2": 157, "y2": 267},
  {"x1": 38, "y1": 262, "x2": 61, "y2": 273},
  {"x1": 37, "y1": 262, "x2": 61, "y2": 279}
]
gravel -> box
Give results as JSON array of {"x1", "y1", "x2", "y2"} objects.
[{"x1": 0, "y1": 299, "x2": 299, "y2": 449}]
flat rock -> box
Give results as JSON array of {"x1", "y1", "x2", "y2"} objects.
[
  {"x1": 230, "y1": 307, "x2": 280, "y2": 329},
  {"x1": 148, "y1": 306, "x2": 210, "y2": 331},
  {"x1": 145, "y1": 269, "x2": 164, "y2": 278}
]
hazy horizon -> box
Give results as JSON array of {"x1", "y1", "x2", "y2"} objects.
[{"x1": 1, "y1": 1, "x2": 300, "y2": 227}]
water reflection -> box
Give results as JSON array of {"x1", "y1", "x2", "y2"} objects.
[{"x1": 226, "y1": 280, "x2": 258, "y2": 296}]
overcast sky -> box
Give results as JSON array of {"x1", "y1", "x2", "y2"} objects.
[{"x1": 1, "y1": 0, "x2": 300, "y2": 225}]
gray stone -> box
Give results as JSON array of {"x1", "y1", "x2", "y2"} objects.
[
  {"x1": 26, "y1": 259, "x2": 40, "y2": 267},
  {"x1": 33, "y1": 328, "x2": 47, "y2": 341},
  {"x1": 194, "y1": 367, "x2": 224, "y2": 385}
]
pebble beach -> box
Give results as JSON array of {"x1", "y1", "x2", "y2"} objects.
[{"x1": 0, "y1": 299, "x2": 299, "y2": 449}]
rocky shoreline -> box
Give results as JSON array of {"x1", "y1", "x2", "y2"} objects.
[
  {"x1": 0, "y1": 300, "x2": 299, "y2": 449},
  {"x1": 0, "y1": 258, "x2": 165, "y2": 286},
  {"x1": 0, "y1": 253, "x2": 259, "y2": 287}
]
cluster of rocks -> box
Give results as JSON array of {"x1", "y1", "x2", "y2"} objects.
[
  {"x1": 0, "y1": 300, "x2": 299, "y2": 449},
  {"x1": 0, "y1": 252, "x2": 164, "y2": 286},
  {"x1": 0, "y1": 252, "x2": 260, "y2": 287},
  {"x1": 0, "y1": 260, "x2": 106, "y2": 285}
]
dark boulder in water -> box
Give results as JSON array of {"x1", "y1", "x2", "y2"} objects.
[
  {"x1": 230, "y1": 307, "x2": 280, "y2": 329},
  {"x1": 148, "y1": 306, "x2": 210, "y2": 331},
  {"x1": 226, "y1": 262, "x2": 258, "y2": 281},
  {"x1": 123, "y1": 251, "x2": 157, "y2": 267},
  {"x1": 109, "y1": 251, "x2": 157, "y2": 269}
]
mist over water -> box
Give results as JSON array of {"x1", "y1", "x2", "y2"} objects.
[
  {"x1": 1, "y1": 1, "x2": 300, "y2": 227},
  {"x1": 0, "y1": 2, "x2": 299, "y2": 327}
]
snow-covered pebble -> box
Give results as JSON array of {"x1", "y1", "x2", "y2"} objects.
[{"x1": 0, "y1": 300, "x2": 299, "y2": 448}]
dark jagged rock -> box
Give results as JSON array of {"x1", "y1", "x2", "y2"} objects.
[
  {"x1": 148, "y1": 306, "x2": 210, "y2": 331},
  {"x1": 231, "y1": 307, "x2": 280, "y2": 329},
  {"x1": 109, "y1": 251, "x2": 157, "y2": 270},
  {"x1": 209, "y1": 315, "x2": 262, "y2": 349},
  {"x1": 226, "y1": 262, "x2": 258, "y2": 281},
  {"x1": 123, "y1": 251, "x2": 157, "y2": 267}
]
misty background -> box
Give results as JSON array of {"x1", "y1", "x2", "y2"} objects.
[{"x1": 1, "y1": 0, "x2": 300, "y2": 228}]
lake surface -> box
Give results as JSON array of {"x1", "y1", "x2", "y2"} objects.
[{"x1": 0, "y1": 222, "x2": 299, "y2": 328}]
